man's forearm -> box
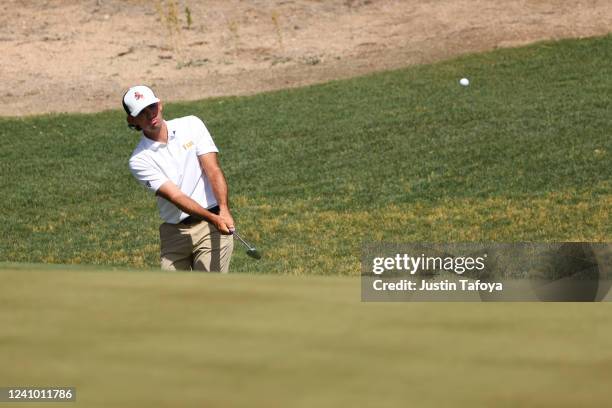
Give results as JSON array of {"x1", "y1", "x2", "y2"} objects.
[
  {"x1": 156, "y1": 182, "x2": 219, "y2": 223},
  {"x1": 173, "y1": 194, "x2": 219, "y2": 222},
  {"x1": 207, "y1": 167, "x2": 230, "y2": 211},
  {"x1": 197, "y1": 153, "x2": 234, "y2": 232}
]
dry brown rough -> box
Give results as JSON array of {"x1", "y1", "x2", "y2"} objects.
[{"x1": 1, "y1": 0, "x2": 611, "y2": 117}]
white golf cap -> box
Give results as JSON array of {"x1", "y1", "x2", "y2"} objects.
[{"x1": 122, "y1": 85, "x2": 160, "y2": 117}]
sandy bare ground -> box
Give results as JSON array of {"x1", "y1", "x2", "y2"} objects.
[{"x1": 1, "y1": 0, "x2": 611, "y2": 117}]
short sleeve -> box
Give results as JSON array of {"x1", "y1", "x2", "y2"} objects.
[
  {"x1": 191, "y1": 116, "x2": 219, "y2": 156},
  {"x1": 129, "y1": 156, "x2": 168, "y2": 193}
]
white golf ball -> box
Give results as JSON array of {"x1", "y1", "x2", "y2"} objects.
[{"x1": 459, "y1": 78, "x2": 470, "y2": 86}]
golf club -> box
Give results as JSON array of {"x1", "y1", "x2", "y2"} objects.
[{"x1": 230, "y1": 229, "x2": 262, "y2": 259}]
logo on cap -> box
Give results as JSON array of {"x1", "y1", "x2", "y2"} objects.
[{"x1": 134, "y1": 92, "x2": 144, "y2": 100}]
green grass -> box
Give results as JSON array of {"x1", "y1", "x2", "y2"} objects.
[
  {"x1": 1, "y1": 264, "x2": 612, "y2": 408},
  {"x1": 1, "y1": 35, "x2": 610, "y2": 274}
]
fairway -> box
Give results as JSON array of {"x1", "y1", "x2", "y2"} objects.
[{"x1": 1, "y1": 263, "x2": 611, "y2": 407}]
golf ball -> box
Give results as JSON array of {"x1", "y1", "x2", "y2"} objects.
[{"x1": 459, "y1": 78, "x2": 470, "y2": 86}]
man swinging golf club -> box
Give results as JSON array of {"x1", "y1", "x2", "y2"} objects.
[{"x1": 123, "y1": 85, "x2": 234, "y2": 272}]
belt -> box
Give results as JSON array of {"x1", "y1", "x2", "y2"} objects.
[{"x1": 179, "y1": 205, "x2": 220, "y2": 224}]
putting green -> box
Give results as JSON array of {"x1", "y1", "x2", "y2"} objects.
[{"x1": 1, "y1": 264, "x2": 611, "y2": 407}]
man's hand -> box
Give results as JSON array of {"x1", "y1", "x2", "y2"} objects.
[
  {"x1": 212, "y1": 214, "x2": 233, "y2": 234},
  {"x1": 219, "y1": 208, "x2": 235, "y2": 232}
]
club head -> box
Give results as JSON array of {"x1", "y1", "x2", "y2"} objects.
[
  {"x1": 246, "y1": 248, "x2": 262, "y2": 260},
  {"x1": 230, "y1": 229, "x2": 262, "y2": 260}
]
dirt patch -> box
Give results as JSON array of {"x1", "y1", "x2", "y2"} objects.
[{"x1": 1, "y1": 0, "x2": 611, "y2": 116}]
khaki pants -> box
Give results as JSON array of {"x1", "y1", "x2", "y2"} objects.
[{"x1": 159, "y1": 221, "x2": 234, "y2": 272}]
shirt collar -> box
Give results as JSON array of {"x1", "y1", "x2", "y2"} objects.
[{"x1": 140, "y1": 121, "x2": 172, "y2": 151}]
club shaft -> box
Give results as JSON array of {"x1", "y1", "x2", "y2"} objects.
[{"x1": 233, "y1": 231, "x2": 254, "y2": 250}]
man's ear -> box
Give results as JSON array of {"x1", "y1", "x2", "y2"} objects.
[{"x1": 126, "y1": 115, "x2": 141, "y2": 131}]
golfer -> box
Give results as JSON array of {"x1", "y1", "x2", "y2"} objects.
[{"x1": 123, "y1": 85, "x2": 234, "y2": 272}]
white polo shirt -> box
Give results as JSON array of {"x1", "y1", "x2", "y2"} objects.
[{"x1": 129, "y1": 115, "x2": 219, "y2": 224}]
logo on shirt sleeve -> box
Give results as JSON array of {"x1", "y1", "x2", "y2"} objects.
[
  {"x1": 146, "y1": 181, "x2": 152, "y2": 188},
  {"x1": 182, "y1": 141, "x2": 195, "y2": 150}
]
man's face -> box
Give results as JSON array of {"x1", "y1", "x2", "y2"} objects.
[{"x1": 133, "y1": 101, "x2": 163, "y2": 132}]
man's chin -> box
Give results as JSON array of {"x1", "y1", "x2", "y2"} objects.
[{"x1": 145, "y1": 121, "x2": 162, "y2": 132}]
